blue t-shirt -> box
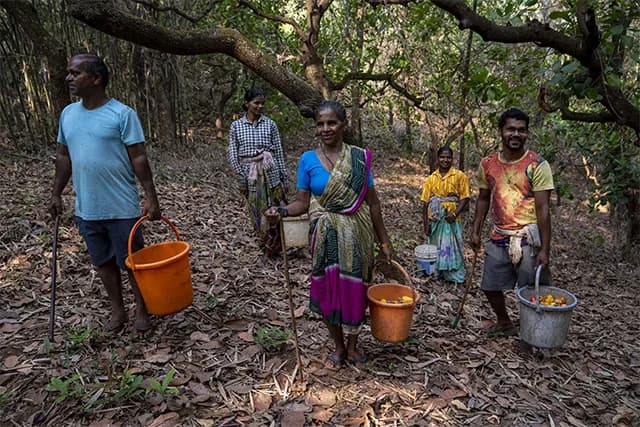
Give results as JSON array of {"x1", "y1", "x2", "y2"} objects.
[
  {"x1": 57, "y1": 99, "x2": 145, "y2": 220},
  {"x1": 296, "y1": 150, "x2": 374, "y2": 197}
]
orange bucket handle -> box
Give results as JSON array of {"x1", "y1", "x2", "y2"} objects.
[
  {"x1": 127, "y1": 215, "x2": 182, "y2": 271},
  {"x1": 372, "y1": 260, "x2": 418, "y2": 306}
]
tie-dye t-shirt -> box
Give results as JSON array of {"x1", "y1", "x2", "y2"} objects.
[{"x1": 478, "y1": 150, "x2": 554, "y2": 240}]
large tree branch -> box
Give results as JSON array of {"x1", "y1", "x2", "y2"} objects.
[
  {"x1": 538, "y1": 86, "x2": 615, "y2": 123},
  {"x1": 428, "y1": 0, "x2": 583, "y2": 57},
  {"x1": 66, "y1": 0, "x2": 323, "y2": 117},
  {"x1": 329, "y1": 72, "x2": 428, "y2": 109}
]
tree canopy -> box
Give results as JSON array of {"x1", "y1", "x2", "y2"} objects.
[{"x1": 1, "y1": 0, "x2": 639, "y2": 247}]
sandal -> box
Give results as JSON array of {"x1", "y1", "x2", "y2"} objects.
[{"x1": 325, "y1": 354, "x2": 345, "y2": 369}]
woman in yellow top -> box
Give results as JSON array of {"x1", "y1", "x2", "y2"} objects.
[{"x1": 420, "y1": 146, "x2": 470, "y2": 283}]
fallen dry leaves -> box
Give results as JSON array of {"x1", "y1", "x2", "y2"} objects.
[{"x1": 0, "y1": 135, "x2": 639, "y2": 426}]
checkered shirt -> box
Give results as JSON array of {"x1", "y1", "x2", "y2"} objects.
[{"x1": 228, "y1": 115, "x2": 287, "y2": 190}]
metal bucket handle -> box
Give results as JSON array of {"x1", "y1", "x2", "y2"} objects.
[{"x1": 534, "y1": 264, "x2": 543, "y2": 313}]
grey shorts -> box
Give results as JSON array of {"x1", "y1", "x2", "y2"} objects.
[{"x1": 480, "y1": 240, "x2": 551, "y2": 291}]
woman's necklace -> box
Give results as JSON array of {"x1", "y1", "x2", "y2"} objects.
[{"x1": 321, "y1": 145, "x2": 336, "y2": 169}]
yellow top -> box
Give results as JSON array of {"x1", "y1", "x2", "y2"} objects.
[{"x1": 420, "y1": 167, "x2": 470, "y2": 219}]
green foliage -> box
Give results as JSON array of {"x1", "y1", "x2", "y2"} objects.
[
  {"x1": 582, "y1": 128, "x2": 640, "y2": 210},
  {"x1": 112, "y1": 370, "x2": 145, "y2": 401},
  {"x1": 254, "y1": 325, "x2": 291, "y2": 352},
  {"x1": 66, "y1": 326, "x2": 101, "y2": 346},
  {"x1": 47, "y1": 368, "x2": 182, "y2": 412},
  {"x1": 0, "y1": 388, "x2": 13, "y2": 406},
  {"x1": 205, "y1": 294, "x2": 221, "y2": 309},
  {"x1": 47, "y1": 374, "x2": 85, "y2": 404},
  {"x1": 146, "y1": 369, "x2": 179, "y2": 395}
]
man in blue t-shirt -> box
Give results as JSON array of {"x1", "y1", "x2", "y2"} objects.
[{"x1": 49, "y1": 54, "x2": 161, "y2": 333}]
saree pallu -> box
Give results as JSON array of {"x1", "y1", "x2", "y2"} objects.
[
  {"x1": 428, "y1": 206, "x2": 465, "y2": 283},
  {"x1": 308, "y1": 145, "x2": 375, "y2": 335},
  {"x1": 243, "y1": 153, "x2": 286, "y2": 257}
]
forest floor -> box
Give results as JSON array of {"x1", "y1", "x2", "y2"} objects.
[{"x1": 0, "y1": 132, "x2": 639, "y2": 427}]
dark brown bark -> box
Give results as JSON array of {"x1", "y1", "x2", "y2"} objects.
[
  {"x1": 66, "y1": 0, "x2": 323, "y2": 117},
  {"x1": 627, "y1": 188, "x2": 640, "y2": 248}
]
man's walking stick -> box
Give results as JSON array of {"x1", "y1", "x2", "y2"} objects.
[
  {"x1": 48, "y1": 215, "x2": 60, "y2": 342},
  {"x1": 453, "y1": 250, "x2": 478, "y2": 329},
  {"x1": 278, "y1": 219, "x2": 304, "y2": 383}
]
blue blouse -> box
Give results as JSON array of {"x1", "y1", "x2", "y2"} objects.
[{"x1": 296, "y1": 149, "x2": 375, "y2": 197}]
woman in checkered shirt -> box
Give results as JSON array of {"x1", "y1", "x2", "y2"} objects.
[{"x1": 228, "y1": 88, "x2": 288, "y2": 257}]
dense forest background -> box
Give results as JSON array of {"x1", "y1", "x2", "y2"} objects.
[
  {"x1": 1, "y1": 2, "x2": 640, "y2": 426},
  {"x1": 0, "y1": 0, "x2": 638, "y2": 248}
]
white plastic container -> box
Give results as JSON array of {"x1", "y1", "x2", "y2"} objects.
[
  {"x1": 414, "y1": 244, "x2": 438, "y2": 274},
  {"x1": 282, "y1": 215, "x2": 310, "y2": 248}
]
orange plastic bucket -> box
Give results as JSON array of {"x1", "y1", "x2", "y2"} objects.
[
  {"x1": 125, "y1": 216, "x2": 193, "y2": 316},
  {"x1": 367, "y1": 261, "x2": 420, "y2": 343}
]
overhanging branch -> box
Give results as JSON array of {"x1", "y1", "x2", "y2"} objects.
[
  {"x1": 330, "y1": 72, "x2": 429, "y2": 109},
  {"x1": 66, "y1": 0, "x2": 323, "y2": 117},
  {"x1": 368, "y1": 0, "x2": 640, "y2": 137}
]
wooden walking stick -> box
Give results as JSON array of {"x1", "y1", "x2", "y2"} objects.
[
  {"x1": 48, "y1": 215, "x2": 60, "y2": 342},
  {"x1": 453, "y1": 250, "x2": 478, "y2": 329},
  {"x1": 278, "y1": 219, "x2": 304, "y2": 383}
]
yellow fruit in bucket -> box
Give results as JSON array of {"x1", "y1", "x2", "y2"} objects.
[{"x1": 401, "y1": 295, "x2": 413, "y2": 303}]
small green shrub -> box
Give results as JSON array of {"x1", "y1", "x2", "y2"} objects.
[
  {"x1": 146, "y1": 368, "x2": 179, "y2": 395},
  {"x1": 254, "y1": 325, "x2": 291, "y2": 352}
]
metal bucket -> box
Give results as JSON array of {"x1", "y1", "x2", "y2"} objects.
[{"x1": 517, "y1": 266, "x2": 578, "y2": 349}]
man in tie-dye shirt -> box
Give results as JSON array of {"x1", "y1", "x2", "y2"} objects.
[{"x1": 471, "y1": 108, "x2": 554, "y2": 337}]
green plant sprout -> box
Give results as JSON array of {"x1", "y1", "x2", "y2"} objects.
[
  {"x1": 66, "y1": 325, "x2": 101, "y2": 346},
  {"x1": 254, "y1": 325, "x2": 291, "y2": 352},
  {"x1": 0, "y1": 388, "x2": 13, "y2": 406},
  {"x1": 47, "y1": 374, "x2": 86, "y2": 404},
  {"x1": 205, "y1": 295, "x2": 221, "y2": 309},
  {"x1": 146, "y1": 368, "x2": 179, "y2": 395}
]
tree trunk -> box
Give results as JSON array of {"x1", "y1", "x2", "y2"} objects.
[{"x1": 626, "y1": 188, "x2": 640, "y2": 263}]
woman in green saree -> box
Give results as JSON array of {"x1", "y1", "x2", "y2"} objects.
[{"x1": 266, "y1": 100, "x2": 393, "y2": 368}]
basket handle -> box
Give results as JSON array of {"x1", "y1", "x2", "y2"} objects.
[
  {"x1": 534, "y1": 264, "x2": 543, "y2": 313},
  {"x1": 127, "y1": 215, "x2": 182, "y2": 271},
  {"x1": 373, "y1": 260, "x2": 417, "y2": 305}
]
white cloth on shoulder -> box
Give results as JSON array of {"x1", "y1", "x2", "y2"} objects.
[{"x1": 494, "y1": 223, "x2": 541, "y2": 264}]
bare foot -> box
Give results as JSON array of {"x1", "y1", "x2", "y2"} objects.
[
  {"x1": 134, "y1": 309, "x2": 152, "y2": 332},
  {"x1": 104, "y1": 314, "x2": 127, "y2": 332},
  {"x1": 346, "y1": 350, "x2": 368, "y2": 365}
]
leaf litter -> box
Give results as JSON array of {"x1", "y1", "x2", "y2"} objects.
[{"x1": 0, "y1": 136, "x2": 638, "y2": 426}]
